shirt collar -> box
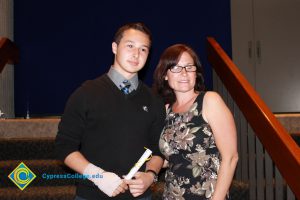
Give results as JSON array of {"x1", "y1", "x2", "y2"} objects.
[{"x1": 107, "y1": 66, "x2": 139, "y2": 91}]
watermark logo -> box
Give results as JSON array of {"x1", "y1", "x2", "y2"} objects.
[{"x1": 8, "y1": 162, "x2": 36, "y2": 190}]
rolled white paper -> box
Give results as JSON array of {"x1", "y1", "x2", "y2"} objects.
[{"x1": 124, "y1": 149, "x2": 152, "y2": 180}]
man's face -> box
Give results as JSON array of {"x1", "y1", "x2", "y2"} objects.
[{"x1": 112, "y1": 29, "x2": 150, "y2": 79}]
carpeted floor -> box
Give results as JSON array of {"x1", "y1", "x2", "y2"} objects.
[
  {"x1": 1, "y1": 137, "x2": 249, "y2": 200},
  {"x1": 0, "y1": 138, "x2": 76, "y2": 199}
]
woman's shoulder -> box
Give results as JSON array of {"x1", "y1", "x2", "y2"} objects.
[
  {"x1": 203, "y1": 91, "x2": 223, "y2": 105},
  {"x1": 204, "y1": 90, "x2": 221, "y2": 98},
  {"x1": 202, "y1": 91, "x2": 226, "y2": 119}
]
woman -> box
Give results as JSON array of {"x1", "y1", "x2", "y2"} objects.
[{"x1": 153, "y1": 44, "x2": 238, "y2": 200}]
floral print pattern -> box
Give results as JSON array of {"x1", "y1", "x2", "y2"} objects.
[{"x1": 159, "y1": 93, "x2": 229, "y2": 200}]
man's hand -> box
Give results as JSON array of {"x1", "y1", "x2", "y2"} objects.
[
  {"x1": 111, "y1": 180, "x2": 128, "y2": 197},
  {"x1": 84, "y1": 163, "x2": 128, "y2": 197},
  {"x1": 99, "y1": 172, "x2": 128, "y2": 197},
  {"x1": 124, "y1": 171, "x2": 154, "y2": 197}
]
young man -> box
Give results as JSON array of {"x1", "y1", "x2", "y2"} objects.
[{"x1": 55, "y1": 22, "x2": 165, "y2": 200}]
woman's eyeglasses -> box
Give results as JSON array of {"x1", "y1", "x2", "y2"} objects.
[{"x1": 169, "y1": 65, "x2": 197, "y2": 73}]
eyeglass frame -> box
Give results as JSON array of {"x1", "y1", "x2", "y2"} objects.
[{"x1": 169, "y1": 64, "x2": 197, "y2": 73}]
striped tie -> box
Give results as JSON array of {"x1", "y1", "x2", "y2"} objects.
[{"x1": 120, "y1": 80, "x2": 131, "y2": 94}]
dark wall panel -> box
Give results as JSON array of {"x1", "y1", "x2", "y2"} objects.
[{"x1": 14, "y1": 0, "x2": 231, "y2": 117}]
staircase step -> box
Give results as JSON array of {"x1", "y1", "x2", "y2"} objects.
[
  {"x1": 0, "y1": 118, "x2": 59, "y2": 138},
  {"x1": 230, "y1": 180, "x2": 249, "y2": 200},
  {"x1": 0, "y1": 186, "x2": 75, "y2": 200},
  {"x1": 0, "y1": 160, "x2": 75, "y2": 187},
  {"x1": 276, "y1": 113, "x2": 300, "y2": 133},
  {"x1": 0, "y1": 133, "x2": 251, "y2": 199},
  {"x1": 0, "y1": 160, "x2": 249, "y2": 200},
  {"x1": 275, "y1": 113, "x2": 300, "y2": 147},
  {"x1": 0, "y1": 137, "x2": 56, "y2": 160}
]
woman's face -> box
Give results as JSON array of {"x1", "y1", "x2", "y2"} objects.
[{"x1": 165, "y1": 51, "x2": 196, "y2": 95}]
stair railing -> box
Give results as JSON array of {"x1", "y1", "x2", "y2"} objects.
[
  {"x1": 0, "y1": 37, "x2": 18, "y2": 73},
  {"x1": 207, "y1": 37, "x2": 300, "y2": 199}
]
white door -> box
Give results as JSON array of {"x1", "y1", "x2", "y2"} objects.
[{"x1": 231, "y1": 0, "x2": 300, "y2": 112}]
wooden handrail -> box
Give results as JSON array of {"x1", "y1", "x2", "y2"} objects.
[
  {"x1": 0, "y1": 37, "x2": 19, "y2": 73},
  {"x1": 207, "y1": 37, "x2": 300, "y2": 197}
]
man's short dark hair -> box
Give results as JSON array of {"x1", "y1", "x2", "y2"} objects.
[{"x1": 113, "y1": 22, "x2": 152, "y2": 46}]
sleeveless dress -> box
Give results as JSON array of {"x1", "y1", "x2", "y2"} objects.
[{"x1": 159, "y1": 92, "x2": 229, "y2": 200}]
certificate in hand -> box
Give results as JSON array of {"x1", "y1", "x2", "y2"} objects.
[{"x1": 124, "y1": 148, "x2": 152, "y2": 180}]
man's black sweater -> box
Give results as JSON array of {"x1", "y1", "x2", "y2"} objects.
[{"x1": 55, "y1": 74, "x2": 165, "y2": 199}]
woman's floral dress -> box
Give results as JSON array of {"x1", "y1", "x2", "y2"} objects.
[{"x1": 159, "y1": 92, "x2": 229, "y2": 200}]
